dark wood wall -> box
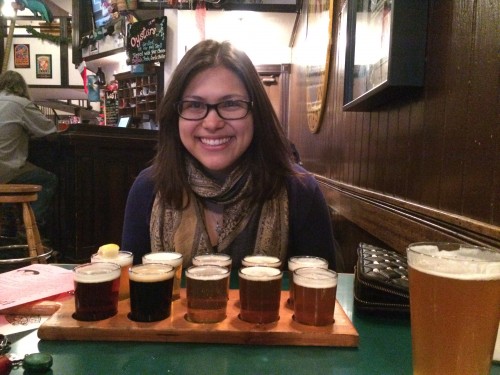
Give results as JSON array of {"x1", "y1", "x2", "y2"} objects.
[{"x1": 288, "y1": 0, "x2": 499, "y2": 271}]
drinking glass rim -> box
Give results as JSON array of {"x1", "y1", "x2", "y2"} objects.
[{"x1": 407, "y1": 242, "x2": 500, "y2": 262}]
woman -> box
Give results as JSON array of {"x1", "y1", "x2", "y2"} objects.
[
  {"x1": 122, "y1": 40, "x2": 336, "y2": 269},
  {"x1": 0, "y1": 70, "x2": 57, "y2": 236}
]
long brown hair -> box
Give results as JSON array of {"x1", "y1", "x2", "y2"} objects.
[
  {"x1": 152, "y1": 40, "x2": 294, "y2": 210},
  {"x1": 0, "y1": 70, "x2": 31, "y2": 99}
]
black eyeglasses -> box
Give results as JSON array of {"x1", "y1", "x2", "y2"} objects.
[{"x1": 175, "y1": 100, "x2": 253, "y2": 120}]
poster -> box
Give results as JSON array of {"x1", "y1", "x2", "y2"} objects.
[
  {"x1": 36, "y1": 54, "x2": 52, "y2": 78},
  {"x1": 126, "y1": 17, "x2": 167, "y2": 65},
  {"x1": 14, "y1": 44, "x2": 30, "y2": 68}
]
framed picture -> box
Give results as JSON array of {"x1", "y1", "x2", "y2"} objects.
[
  {"x1": 36, "y1": 54, "x2": 52, "y2": 79},
  {"x1": 343, "y1": 0, "x2": 428, "y2": 111},
  {"x1": 14, "y1": 44, "x2": 30, "y2": 68}
]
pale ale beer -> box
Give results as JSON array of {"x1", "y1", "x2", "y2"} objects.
[
  {"x1": 407, "y1": 242, "x2": 500, "y2": 375},
  {"x1": 287, "y1": 256, "x2": 328, "y2": 308},
  {"x1": 92, "y1": 250, "x2": 133, "y2": 300},
  {"x1": 239, "y1": 266, "x2": 282, "y2": 324},
  {"x1": 143, "y1": 252, "x2": 183, "y2": 300},
  {"x1": 293, "y1": 267, "x2": 337, "y2": 326},
  {"x1": 242, "y1": 255, "x2": 282, "y2": 268},
  {"x1": 73, "y1": 262, "x2": 121, "y2": 321},
  {"x1": 128, "y1": 263, "x2": 175, "y2": 322},
  {"x1": 186, "y1": 265, "x2": 230, "y2": 323}
]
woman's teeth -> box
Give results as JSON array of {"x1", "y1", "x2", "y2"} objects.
[{"x1": 200, "y1": 137, "x2": 231, "y2": 146}]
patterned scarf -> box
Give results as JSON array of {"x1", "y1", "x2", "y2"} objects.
[{"x1": 150, "y1": 158, "x2": 289, "y2": 267}]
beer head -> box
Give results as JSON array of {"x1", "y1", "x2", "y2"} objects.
[
  {"x1": 407, "y1": 242, "x2": 500, "y2": 280},
  {"x1": 288, "y1": 256, "x2": 329, "y2": 272},
  {"x1": 129, "y1": 263, "x2": 175, "y2": 282},
  {"x1": 242, "y1": 255, "x2": 282, "y2": 268},
  {"x1": 73, "y1": 262, "x2": 121, "y2": 283},
  {"x1": 142, "y1": 252, "x2": 183, "y2": 268},
  {"x1": 239, "y1": 266, "x2": 283, "y2": 281},
  {"x1": 186, "y1": 265, "x2": 230, "y2": 280},
  {"x1": 91, "y1": 251, "x2": 133, "y2": 267},
  {"x1": 192, "y1": 253, "x2": 232, "y2": 268},
  {"x1": 293, "y1": 267, "x2": 338, "y2": 289}
]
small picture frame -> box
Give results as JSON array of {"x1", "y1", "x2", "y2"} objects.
[
  {"x1": 36, "y1": 54, "x2": 52, "y2": 78},
  {"x1": 14, "y1": 44, "x2": 30, "y2": 68}
]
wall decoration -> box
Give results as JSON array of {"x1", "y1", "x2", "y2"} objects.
[
  {"x1": 126, "y1": 17, "x2": 167, "y2": 65},
  {"x1": 35, "y1": 54, "x2": 52, "y2": 79},
  {"x1": 343, "y1": 0, "x2": 428, "y2": 111},
  {"x1": 304, "y1": 0, "x2": 334, "y2": 133},
  {"x1": 14, "y1": 44, "x2": 30, "y2": 68}
]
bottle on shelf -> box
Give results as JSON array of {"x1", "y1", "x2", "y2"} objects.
[{"x1": 96, "y1": 67, "x2": 106, "y2": 86}]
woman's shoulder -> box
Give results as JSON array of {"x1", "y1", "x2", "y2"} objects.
[
  {"x1": 287, "y1": 164, "x2": 320, "y2": 192},
  {"x1": 131, "y1": 166, "x2": 155, "y2": 193}
]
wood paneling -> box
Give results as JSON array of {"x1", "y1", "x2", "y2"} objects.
[{"x1": 288, "y1": 0, "x2": 499, "y2": 258}]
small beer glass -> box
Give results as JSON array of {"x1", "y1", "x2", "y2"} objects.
[
  {"x1": 287, "y1": 256, "x2": 328, "y2": 308},
  {"x1": 142, "y1": 252, "x2": 183, "y2": 300},
  {"x1": 91, "y1": 250, "x2": 133, "y2": 300}
]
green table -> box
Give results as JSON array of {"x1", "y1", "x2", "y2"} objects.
[{"x1": 7, "y1": 273, "x2": 500, "y2": 374}]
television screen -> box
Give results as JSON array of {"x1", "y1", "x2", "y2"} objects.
[{"x1": 92, "y1": 0, "x2": 112, "y2": 29}]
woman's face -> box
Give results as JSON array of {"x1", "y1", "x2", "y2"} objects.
[{"x1": 179, "y1": 66, "x2": 254, "y2": 179}]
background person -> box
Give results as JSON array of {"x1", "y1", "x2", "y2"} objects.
[
  {"x1": 0, "y1": 70, "x2": 57, "y2": 239},
  {"x1": 122, "y1": 40, "x2": 337, "y2": 269}
]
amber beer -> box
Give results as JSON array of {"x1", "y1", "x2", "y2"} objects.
[
  {"x1": 186, "y1": 265, "x2": 230, "y2": 323},
  {"x1": 73, "y1": 262, "x2": 121, "y2": 321},
  {"x1": 91, "y1": 251, "x2": 133, "y2": 300},
  {"x1": 128, "y1": 263, "x2": 175, "y2": 322},
  {"x1": 239, "y1": 266, "x2": 283, "y2": 324},
  {"x1": 143, "y1": 252, "x2": 183, "y2": 300},
  {"x1": 287, "y1": 256, "x2": 328, "y2": 308},
  {"x1": 293, "y1": 267, "x2": 337, "y2": 326},
  {"x1": 407, "y1": 243, "x2": 500, "y2": 375}
]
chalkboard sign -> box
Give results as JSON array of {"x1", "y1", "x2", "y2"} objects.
[
  {"x1": 105, "y1": 90, "x2": 119, "y2": 126},
  {"x1": 126, "y1": 17, "x2": 167, "y2": 65}
]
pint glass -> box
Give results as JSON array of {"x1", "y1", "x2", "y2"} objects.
[
  {"x1": 287, "y1": 256, "x2": 328, "y2": 308},
  {"x1": 293, "y1": 267, "x2": 337, "y2": 326},
  {"x1": 128, "y1": 263, "x2": 175, "y2": 322},
  {"x1": 73, "y1": 262, "x2": 121, "y2": 321},
  {"x1": 242, "y1": 255, "x2": 282, "y2": 269},
  {"x1": 143, "y1": 252, "x2": 183, "y2": 300},
  {"x1": 186, "y1": 265, "x2": 230, "y2": 323},
  {"x1": 239, "y1": 266, "x2": 283, "y2": 324},
  {"x1": 407, "y1": 242, "x2": 500, "y2": 375},
  {"x1": 91, "y1": 250, "x2": 133, "y2": 300}
]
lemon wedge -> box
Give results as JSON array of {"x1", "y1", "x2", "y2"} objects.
[{"x1": 98, "y1": 243, "x2": 120, "y2": 258}]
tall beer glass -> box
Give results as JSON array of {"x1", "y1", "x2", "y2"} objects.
[
  {"x1": 242, "y1": 255, "x2": 282, "y2": 269},
  {"x1": 293, "y1": 267, "x2": 337, "y2": 326},
  {"x1": 128, "y1": 263, "x2": 175, "y2": 322},
  {"x1": 73, "y1": 262, "x2": 121, "y2": 321},
  {"x1": 407, "y1": 242, "x2": 500, "y2": 375},
  {"x1": 238, "y1": 266, "x2": 283, "y2": 324},
  {"x1": 143, "y1": 252, "x2": 183, "y2": 300},
  {"x1": 91, "y1": 251, "x2": 133, "y2": 300},
  {"x1": 185, "y1": 265, "x2": 230, "y2": 323},
  {"x1": 287, "y1": 256, "x2": 328, "y2": 308}
]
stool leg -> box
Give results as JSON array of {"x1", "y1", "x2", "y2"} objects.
[{"x1": 22, "y1": 203, "x2": 46, "y2": 264}]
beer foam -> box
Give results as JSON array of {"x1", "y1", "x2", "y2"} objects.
[
  {"x1": 143, "y1": 252, "x2": 183, "y2": 267},
  {"x1": 92, "y1": 251, "x2": 133, "y2": 267},
  {"x1": 186, "y1": 265, "x2": 229, "y2": 280},
  {"x1": 288, "y1": 256, "x2": 328, "y2": 271},
  {"x1": 129, "y1": 264, "x2": 175, "y2": 282},
  {"x1": 239, "y1": 266, "x2": 282, "y2": 281},
  {"x1": 193, "y1": 254, "x2": 232, "y2": 266},
  {"x1": 293, "y1": 268, "x2": 337, "y2": 289},
  {"x1": 74, "y1": 263, "x2": 121, "y2": 283},
  {"x1": 408, "y1": 244, "x2": 500, "y2": 280},
  {"x1": 242, "y1": 255, "x2": 282, "y2": 267}
]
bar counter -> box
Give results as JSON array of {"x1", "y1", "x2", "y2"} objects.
[{"x1": 7, "y1": 273, "x2": 500, "y2": 374}]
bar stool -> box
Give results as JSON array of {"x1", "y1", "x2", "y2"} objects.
[{"x1": 0, "y1": 184, "x2": 47, "y2": 264}]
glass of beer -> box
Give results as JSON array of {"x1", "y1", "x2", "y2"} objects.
[
  {"x1": 407, "y1": 242, "x2": 500, "y2": 375},
  {"x1": 185, "y1": 265, "x2": 230, "y2": 323},
  {"x1": 142, "y1": 252, "x2": 183, "y2": 300},
  {"x1": 238, "y1": 266, "x2": 283, "y2": 324},
  {"x1": 293, "y1": 267, "x2": 337, "y2": 326},
  {"x1": 242, "y1": 255, "x2": 282, "y2": 269},
  {"x1": 73, "y1": 262, "x2": 121, "y2": 321},
  {"x1": 193, "y1": 253, "x2": 232, "y2": 272},
  {"x1": 287, "y1": 256, "x2": 328, "y2": 308},
  {"x1": 128, "y1": 263, "x2": 175, "y2": 322},
  {"x1": 91, "y1": 251, "x2": 133, "y2": 300}
]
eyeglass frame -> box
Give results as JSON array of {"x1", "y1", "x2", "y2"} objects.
[{"x1": 174, "y1": 99, "x2": 253, "y2": 121}]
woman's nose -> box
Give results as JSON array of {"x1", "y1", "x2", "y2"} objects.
[{"x1": 202, "y1": 107, "x2": 225, "y2": 130}]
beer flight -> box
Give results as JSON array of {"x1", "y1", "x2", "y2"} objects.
[{"x1": 72, "y1": 247, "x2": 338, "y2": 327}]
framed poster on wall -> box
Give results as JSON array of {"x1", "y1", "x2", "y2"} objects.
[
  {"x1": 36, "y1": 54, "x2": 52, "y2": 78},
  {"x1": 14, "y1": 44, "x2": 30, "y2": 68}
]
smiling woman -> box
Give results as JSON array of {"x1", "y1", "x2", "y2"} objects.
[{"x1": 121, "y1": 39, "x2": 338, "y2": 271}]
